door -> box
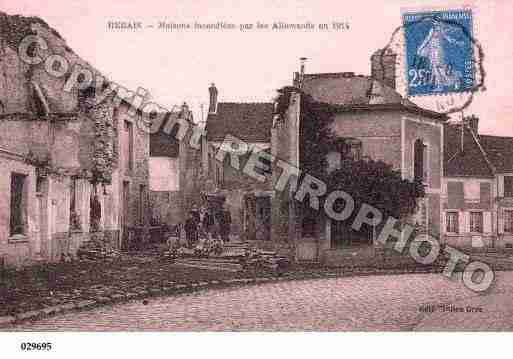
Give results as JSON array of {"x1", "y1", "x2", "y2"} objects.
[
  {"x1": 255, "y1": 196, "x2": 271, "y2": 240},
  {"x1": 121, "y1": 181, "x2": 130, "y2": 249},
  {"x1": 36, "y1": 177, "x2": 51, "y2": 260}
]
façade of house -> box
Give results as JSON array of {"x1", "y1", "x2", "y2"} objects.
[
  {"x1": 272, "y1": 50, "x2": 446, "y2": 263},
  {"x1": 0, "y1": 12, "x2": 150, "y2": 267},
  {"x1": 201, "y1": 84, "x2": 274, "y2": 242},
  {"x1": 442, "y1": 117, "x2": 513, "y2": 250}
]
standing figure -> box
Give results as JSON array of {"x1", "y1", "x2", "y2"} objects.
[
  {"x1": 219, "y1": 205, "x2": 232, "y2": 243},
  {"x1": 202, "y1": 208, "x2": 215, "y2": 240},
  {"x1": 184, "y1": 211, "x2": 198, "y2": 249}
]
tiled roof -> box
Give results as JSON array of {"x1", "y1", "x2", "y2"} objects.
[
  {"x1": 301, "y1": 73, "x2": 446, "y2": 120},
  {"x1": 206, "y1": 102, "x2": 273, "y2": 142},
  {"x1": 479, "y1": 134, "x2": 513, "y2": 173},
  {"x1": 444, "y1": 124, "x2": 494, "y2": 178},
  {"x1": 302, "y1": 73, "x2": 402, "y2": 105}
]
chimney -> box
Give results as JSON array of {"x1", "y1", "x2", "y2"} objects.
[
  {"x1": 208, "y1": 83, "x2": 218, "y2": 114},
  {"x1": 293, "y1": 72, "x2": 300, "y2": 87},
  {"x1": 299, "y1": 57, "x2": 307, "y2": 88},
  {"x1": 180, "y1": 101, "x2": 193, "y2": 122},
  {"x1": 464, "y1": 115, "x2": 479, "y2": 134},
  {"x1": 371, "y1": 48, "x2": 397, "y2": 89}
]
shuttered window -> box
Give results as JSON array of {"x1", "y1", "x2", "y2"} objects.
[
  {"x1": 505, "y1": 176, "x2": 513, "y2": 197},
  {"x1": 470, "y1": 211, "x2": 483, "y2": 233},
  {"x1": 446, "y1": 212, "x2": 459, "y2": 233},
  {"x1": 504, "y1": 210, "x2": 513, "y2": 233},
  {"x1": 10, "y1": 173, "x2": 27, "y2": 236}
]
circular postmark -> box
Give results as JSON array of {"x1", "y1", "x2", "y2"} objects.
[{"x1": 378, "y1": 7, "x2": 485, "y2": 115}]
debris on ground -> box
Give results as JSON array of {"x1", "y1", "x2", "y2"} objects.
[
  {"x1": 164, "y1": 239, "x2": 290, "y2": 273},
  {"x1": 76, "y1": 235, "x2": 120, "y2": 261}
]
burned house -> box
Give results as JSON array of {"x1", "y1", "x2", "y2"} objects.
[
  {"x1": 149, "y1": 104, "x2": 201, "y2": 229},
  {"x1": 202, "y1": 84, "x2": 274, "y2": 241},
  {"x1": 0, "y1": 12, "x2": 149, "y2": 267}
]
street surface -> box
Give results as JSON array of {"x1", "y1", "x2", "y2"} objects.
[{"x1": 12, "y1": 272, "x2": 513, "y2": 331}]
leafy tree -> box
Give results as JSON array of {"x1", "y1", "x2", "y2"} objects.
[{"x1": 275, "y1": 87, "x2": 424, "y2": 222}]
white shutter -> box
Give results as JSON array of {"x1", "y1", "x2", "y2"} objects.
[
  {"x1": 499, "y1": 175, "x2": 504, "y2": 197},
  {"x1": 499, "y1": 208, "x2": 504, "y2": 234},
  {"x1": 459, "y1": 211, "x2": 467, "y2": 234},
  {"x1": 483, "y1": 211, "x2": 492, "y2": 234}
]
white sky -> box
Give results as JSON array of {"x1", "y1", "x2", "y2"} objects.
[{"x1": 3, "y1": 0, "x2": 513, "y2": 135}]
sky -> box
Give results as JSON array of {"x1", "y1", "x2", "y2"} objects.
[{"x1": 3, "y1": 0, "x2": 513, "y2": 135}]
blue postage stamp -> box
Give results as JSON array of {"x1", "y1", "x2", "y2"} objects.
[{"x1": 402, "y1": 9, "x2": 475, "y2": 96}]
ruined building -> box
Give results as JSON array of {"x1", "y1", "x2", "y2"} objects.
[{"x1": 0, "y1": 12, "x2": 149, "y2": 267}]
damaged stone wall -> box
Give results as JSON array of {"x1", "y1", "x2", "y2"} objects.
[{"x1": 0, "y1": 11, "x2": 149, "y2": 264}]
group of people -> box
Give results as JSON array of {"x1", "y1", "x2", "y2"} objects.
[{"x1": 184, "y1": 204, "x2": 232, "y2": 248}]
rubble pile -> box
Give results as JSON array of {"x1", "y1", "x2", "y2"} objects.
[
  {"x1": 243, "y1": 247, "x2": 290, "y2": 271},
  {"x1": 76, "y1": 234, "x2": 120, "y2": 261},
  {"x1": 164, "y1": 239, "x2": 290, "y2": 272}
]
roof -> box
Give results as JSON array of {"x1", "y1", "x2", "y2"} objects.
[
  {"x1": 444, "y1": 124, "x2": 494, "y2": 178},
  {"x1": 150, "y1": 131, "x2": 179, "y2": 158},
  {"x1": 301, "y1": 73, "x2": 447, "y2": 120},
  {"x1": 205, "y1": 102, "x2": 273, "y2": 142},
  {"x1": 479, "y1": 134, "x2": 513, "y2": 173},
  {"x1": 302, "y1": 73, "x2": 402, "y2": 105},
  {"x1": 0, "y1": 11, "x2": 150, "y2": 116},
  {"x1": 149, "y1": 111, "x2": 190, "y2": 158}
]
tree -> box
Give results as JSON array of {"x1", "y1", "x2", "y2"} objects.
[{"x1": 275, "y1": 87, "x2": 424, "y2": 223}]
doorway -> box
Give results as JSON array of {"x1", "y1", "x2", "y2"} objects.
[
  {"x1": 36, "y1": 176, "x2": 50, "y2": 259},
  {"x1": 121, "y1": 181, "x2": 130, "y2": 249}
]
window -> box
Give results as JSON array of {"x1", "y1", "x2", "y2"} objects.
[
  {"x1": 504, "y1": 176, "x2": 513, "y2": 197},
  {"x1": 446, "y1": 211, "x2": 459, "y2": 233},
  {"x1": 302, "y1": 216, "x2": 317, "y2": 237},
  {"x1": 124, "y1": 120, "x2": 133, "y2": 170},
  {"x1": 504, "y1": 210, "x2": 513, "y2": 233},
  {"x1": 10, "y1": 173, "x2": 27, "y2": 236},
  {"x1": 414, "y1": 139, "x2": 428, "y2": 182},
  {"x1": 36, "y1": 176, "x2": 44, "y2": 193},
  {"x1": 69, "y1": 177, "x2": 81, "y2": 231},
  {"x1": 470, "y1": 211, "x2": 483, "y2": 233},
  {"x1": 346, "y1": 139, "x2": 362, "y2": 161},
  {"x1": 139, "y1": 184, "x2": 146, "y2": 225},
  {"x1": 215, "y1": 163, "x2": 224, "y2": 187},
  {"x1": 326, "y1": 151, "x2": 342, "y2": 173}
]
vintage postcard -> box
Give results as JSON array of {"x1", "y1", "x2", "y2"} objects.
[{"x1": 1, "y1": 0, "x2": 513, "y2": 356}]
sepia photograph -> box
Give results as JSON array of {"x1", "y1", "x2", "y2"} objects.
[{"x1": 0, "y1": 0, "x2": 512, "y2": 357}]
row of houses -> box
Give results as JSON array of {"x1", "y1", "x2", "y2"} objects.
[
  {"x1": 185, "y1": 50, "x2": 513, "y2": 264},
  {"x1": 2, "y1": 11, "x2": 512, "y2": 268}
]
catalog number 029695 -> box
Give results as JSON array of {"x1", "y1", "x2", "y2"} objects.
[{"x1": 20, "y1": 342, "x2": 53, "y2": 351}]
